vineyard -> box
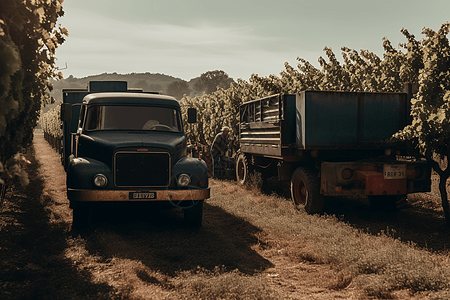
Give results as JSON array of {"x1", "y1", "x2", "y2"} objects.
[
  {"x1": 40, "y1": 103, "x2": 63, "y2": 151},
  {"x1": 0, "y1": 0, "x2": 66, "y2": 192}
]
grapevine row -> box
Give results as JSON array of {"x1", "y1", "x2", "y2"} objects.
[
  {"x1": 40, "y1": 103, "x2": 62, "y2": 151},
  {"x1": 0, "y1": 0, "x2": 66, "y2": 187}
]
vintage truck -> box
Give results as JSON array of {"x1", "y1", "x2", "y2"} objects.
[
  {"x1": 236, "y1": 85, "x2": 431, "y2": 213},
  {"x1": 60, "y1": 81, "x2": 210, "y2": 228}
]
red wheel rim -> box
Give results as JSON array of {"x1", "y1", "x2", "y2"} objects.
[{"x1": 293, "y1": 178, "x2": 307, "y2": 205}]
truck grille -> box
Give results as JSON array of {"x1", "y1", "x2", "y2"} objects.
[{"x1": 114, "y1": 152, "x2": 170, "y2": 187}]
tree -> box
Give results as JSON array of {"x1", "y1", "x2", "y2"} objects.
[
  {"x1": 166, "y1": 80, "x2": 190, "y2": 99},
  {"x1": 394, "y1": 22, "x2": 450, "y2": 225},
  {"x1": 0, "y1": 0, "x2": 66, "y2": 184},
  {"x1": 193, "y1": 70, "x2": 235, "y2": 95}
]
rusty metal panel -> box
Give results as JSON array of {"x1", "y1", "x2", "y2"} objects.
[
  {"x1": 354, "y1": 170, "x2": 407, "y2": 195},
  {"x1": 321, "y1": 161, "x2": 411, "y2": 196}
]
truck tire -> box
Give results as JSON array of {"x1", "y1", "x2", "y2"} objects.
[
  {"x1": 236, "y1": 153, "x2": 252, "y2": 185},
  {"x1": 184, "y1": 200, "x2": 203, "y2": 228},
  {"x1": 72, "y1": 203, "x2": 92, "y2": 230},
  {"x1": 290, "y1": 167, "x2": 324, "y2": 214}
]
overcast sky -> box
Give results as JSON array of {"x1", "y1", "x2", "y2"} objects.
[{"x1": 55, "y1": 0, "x2": 450, "y2": 81}]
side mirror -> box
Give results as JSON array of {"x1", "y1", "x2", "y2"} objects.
[
  {"x1": 187, "y1": 107, "x2": 197, "y2": 123},
  {"x1": 60, "y1": 103, "x2": 72, "y2": 122}
]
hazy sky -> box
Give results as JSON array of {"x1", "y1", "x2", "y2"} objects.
[{"x1": 56, "y1": 0, "x2": 450, "y2": 81}]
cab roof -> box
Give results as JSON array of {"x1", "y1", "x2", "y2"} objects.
[{"x1": 82, "y1": 92, "x2": 180, "y2": 108}]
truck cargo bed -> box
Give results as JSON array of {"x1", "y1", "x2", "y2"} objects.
[{"x1": 239, "y1": 91, "x2": 408, "y2": 157}]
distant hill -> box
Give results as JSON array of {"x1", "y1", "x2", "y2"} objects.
[{"x1": 48, "y1": 72, "x2": 201, "y2": 102}]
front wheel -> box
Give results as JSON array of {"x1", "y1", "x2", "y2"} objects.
[{"x1": 290, "y1": 167, "x2": 324, "y2": 214}]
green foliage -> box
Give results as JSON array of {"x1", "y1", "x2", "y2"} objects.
[
  {"x1": 392, "y1": 22, "x2": 450, "y2": 224},
  {"x1": 395, "y1": 23, "x2": 450, "y2": 158},
  {"x1": 0, "y1": 38, "x2": 21, "y2": 136},
  {"x1": 1, "y1": 153, "x2": 30, "y2": 186},
  {"x1": 0, "y1": 0, "x2": 66, "y2": 171}
]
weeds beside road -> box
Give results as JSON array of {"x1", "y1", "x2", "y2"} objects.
[{"x1": 1, "y1": 133, "x2": 450, "y2": 299}]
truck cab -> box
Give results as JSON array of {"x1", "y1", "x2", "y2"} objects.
[{"x1": 60, "y1": 81, "x2": 209, "y2": 228}]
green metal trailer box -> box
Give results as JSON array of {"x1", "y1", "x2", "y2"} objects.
[{"x1": 295, "y1": 91, "x2": 407, "y2": 148}]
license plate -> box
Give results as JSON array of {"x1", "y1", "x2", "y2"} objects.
[
  {"x1": 383, "y1": 164, "x2": 406, "y2": 179},
  {"x1": 129, "y1": 192, "x2": 156, "y2": 199}
]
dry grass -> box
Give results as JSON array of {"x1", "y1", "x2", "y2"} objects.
[
  {"x1": 172, "y1": 267, "x2": 275, "y2": 300},
  {"x1": 210, "y1": 177, "x2": 450, "y2": 299}
]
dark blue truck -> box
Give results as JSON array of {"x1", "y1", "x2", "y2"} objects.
[
  {"x1": 60, "y1": 81, "x2": 209, "y2": 228},
  {"x1": 236, "y1": 86, "x2": 431, "y2": 213}
]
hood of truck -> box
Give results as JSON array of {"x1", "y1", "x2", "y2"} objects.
[{"x1": 77, "y1": 131, "x2": 186, "y2": 168}]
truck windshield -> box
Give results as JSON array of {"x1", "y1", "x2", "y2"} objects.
[{"x1": 84, "y1": 105, "x2": 182, "y2": 132}]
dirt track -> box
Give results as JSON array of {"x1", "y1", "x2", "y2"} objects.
[{"x1": 1, "y1": 133, "x2": 449, "y2": 299}]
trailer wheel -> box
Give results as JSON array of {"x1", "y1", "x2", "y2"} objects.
[
  {"x1": 184, "y1": 200, "x2": 204, "y2": 228},
  {"x1": 236, "y1": 153, "x2": 252, "y2": 185},
  {"x1": 290, "y1": 167, "x2": 324, "y2": 214}
]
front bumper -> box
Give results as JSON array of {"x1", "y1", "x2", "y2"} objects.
[{"x1": 68, "y1": 188, "x2": 210, "y2": 202}]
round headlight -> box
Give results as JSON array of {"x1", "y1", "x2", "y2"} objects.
[
  {"x1": 177, "y1": 174, "x2": 191, "y2": 187},
  {"x1": 94, "y1": 174, "x2": 108, "y2": 187}
]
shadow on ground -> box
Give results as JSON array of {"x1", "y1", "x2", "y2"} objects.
[
  {"x1": 0, "y1": 147, "x2": 119, "y2": 300},
  {"x1": 80, "y1": 201, "x2": 274, "y2": 277}
]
